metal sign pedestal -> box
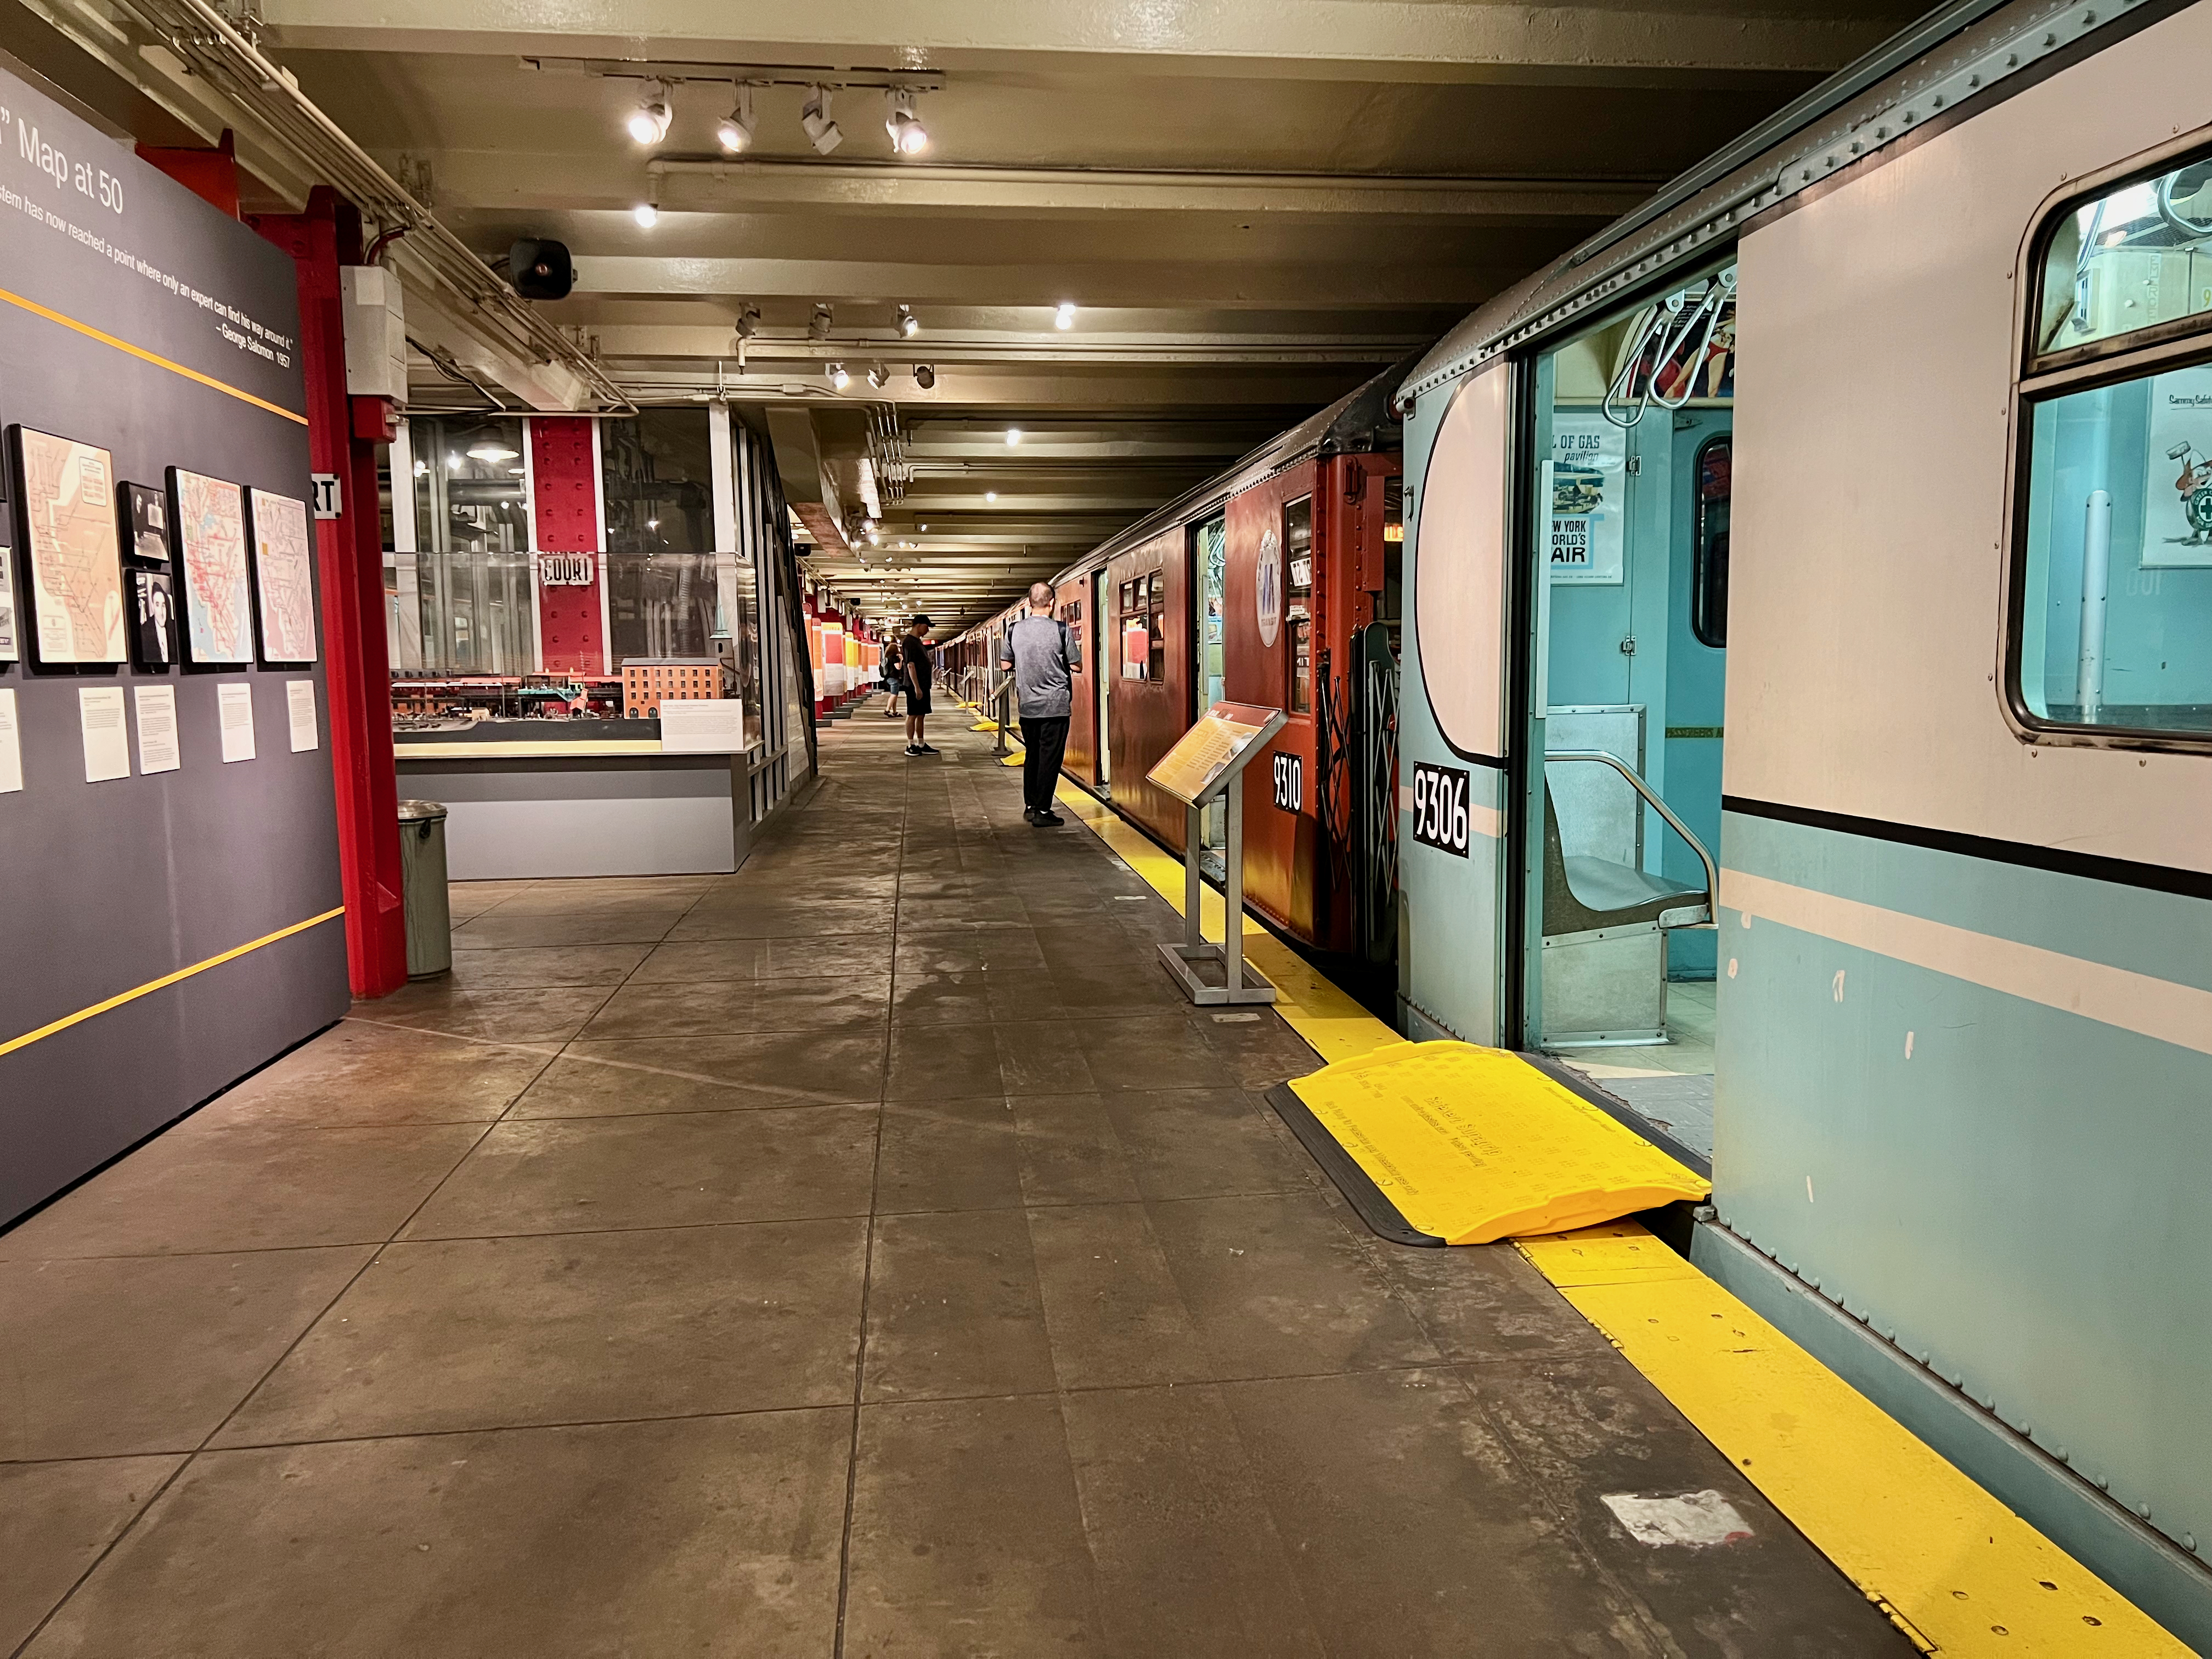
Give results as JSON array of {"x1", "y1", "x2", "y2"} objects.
[{"x1": 1149, "y1": 703, "x2": 1286, "y2": 1008}]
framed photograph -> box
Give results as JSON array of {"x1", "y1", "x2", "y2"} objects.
[
  {"x1": 167, "y1": 466, "x2": 253, "y2": 666},
  {"x1": 120, "y1": 482, "x2": 172, "y2": 566},
  {"x1": 129, "y1": 567, "x2": 177, "y2": 669},
  {"x1": 0, "y1": 548, "x2": 18, "y2": 663},
  {"x1": 246, "y1": 487, "x2": 318, "y2": 664},
  {"x1": 10, "y1": 426, "x2": 128, "y2": 664}
]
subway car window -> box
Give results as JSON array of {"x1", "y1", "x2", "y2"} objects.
[
  {"x1": 2036, "y1": 155, "x2": 2212, "y2": 362},
  {"x1": 2017, "y1": 365, "x2": 2212, "y2": 735},
  {"x1": 1147, "y1": 570, "x2": 1166, "y2": 679},
  {"x1": 1285, "y1": 496, "x2": 1313, "y2": 714},
  {"x1": 1691, "y1": 436, "x2": 1731, "y2": 648}
]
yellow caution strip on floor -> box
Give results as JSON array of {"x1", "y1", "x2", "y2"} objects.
[
  {"x1": 1520, "y1": 1223, "x2": 2188, "y2": 1656},
  {"x1": 1054, "y1": 781, "x2": 1402, "y2": 1065},
  {"x1": 1285, "y1": 1041, "x2": 1708, "y2": 1244}
]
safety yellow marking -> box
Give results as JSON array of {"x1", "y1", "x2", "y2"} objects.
[
  {"x1": 1055, "y1": 780, "x2": 1402, "y2": 1065},
  {"x1": 1288, "y1": 1041, "x2": 1707, "y2": 1244},
  {"x1": 0, "y1": 906, "x2": 346, "y2": 1059},
  {"x1": 1520, "y1": 1222, "x2": 2187, "y2": 1656},
  {"x1": 0, "y1": 285, "x2": 310, "y2": 426}
]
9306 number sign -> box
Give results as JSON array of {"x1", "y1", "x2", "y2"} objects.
[{"x1": 1409, "y1": 761, "x2": 1470, "y2": 856}]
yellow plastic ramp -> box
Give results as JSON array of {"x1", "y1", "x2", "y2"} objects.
[{"x1": 1275, "y1": 1040, "x2": 1708, "y2": 1245}]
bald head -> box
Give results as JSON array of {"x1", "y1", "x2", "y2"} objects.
[{"x1": 1028, "y1": 581, "x2": 1054, "y2": 611}]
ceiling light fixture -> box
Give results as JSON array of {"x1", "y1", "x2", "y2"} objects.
[
  {"x1": 985, "y1": 490, "x2": 998, "y2": 503},
  {"x1": 799, "y1": 86, "x2": 843, "y2": 155},
  {"x1": 866, "y1": 363, "x2": 889, "y2": 390},
  {"x1": 626, "y1": 82, "x2": 673, "y2": 145},
  {"x1": 884, "y1": 88, "x2": 928, "y2": 155},
  {"x1": 913, "y1": 364, "x2": 935, "y2": 389},
  {"x1": 809, "y1": 303, "x2": 833, "y2": 341},
  {"x1": 716, "y1": 84, "x2": 757, "y2": 153},
  {"x1": 465, "y1": 439, "x2": 520, "y2": 462},
  {"x1": 1005, "y1": 428, "x2": 1022, "y2": 447},
  {"x1": 633, "y1": 201, "x2": 660, "y2": 229},
  {"x1": 896, "y1": 304, "x2": 919, "y2": 338},
  {"x1": 1054, "y1": 301, "x2": 1076, "y2": 330},
  {"x1": 827, "y1": 362, "x2": 850, "y2": 390},
  {"x1": 736, "y1": 303, "x2": 760, "y2": 340}
]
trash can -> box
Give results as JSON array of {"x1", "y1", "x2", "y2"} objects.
[{"x1": 397, "y1": 799, "x2": 453, "y2": 979}]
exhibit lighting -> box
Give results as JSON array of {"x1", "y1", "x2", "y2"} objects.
[
  {"x1": 913, "y1": 364, "x2": 936, "y2": 389},
  {"x1": 898, "y1": 305, "x2": 919, "y2": 338},
  {"x1": 800, "y1": 87, "x2": 843, "y2": 155},
  {"x1": 827, "y1": 362, "x2": 850, "y2": 390},
  {"x1": 627, "y1": 83, "x2": 673, "y2": 145},
  {"x1": 885, "y1": 89, "x2": 928, "y2": 155},
  {"x1": 810, "y1": 303, "x2": 834, "y2": 340},
  {"x1": 716, "y1": 85, "x2": 757, "y2": 153},
  {"x1": 866, "y1": 363, "x2": 889, "y2": 390},
  {"x1": 1005, "y1": 428, "x2": 1022, "y2": 446},
  {"x1": 447, "y1": 451, "x2": 461, "y2": 470},
  {"x1": 736, "y1": 304, "x2": 761, "y2": 340},
  {"x1": 633, "y1": 202, "x2": 660, "y2": 228},
  {"x1": 466, "y1": 438, "x2": 520, "y2": 462},
  {"x1": 985, "y1": 490, "x2": 998, "y2": 503},
  {"x1": 1055, "y1": 301, "x2": 1076, "y2": 329}
]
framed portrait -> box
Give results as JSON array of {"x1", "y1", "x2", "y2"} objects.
[
  {"x1": 129, "y1": 567, "x2": 177, "y2": 669},
  {"x1": 246, "y1": 488, "x2": 318, "y2": 664},
  {"x1": 167, "y1": 466, "x2": 253, "y2": 666},
  {"x1": 10, "y1": 425, "x2": 128, "y2": 664},
  {"x1": 121, "y1": 482, "x2": 172, "y2": 566}
]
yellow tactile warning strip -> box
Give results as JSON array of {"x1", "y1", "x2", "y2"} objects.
[
  {"x1": 1285, "y1": 1041, "x2": 1709, "y2": 1244},
  {"x1": 1520, "y1": 1223, "x2": 2187, "y2": 1655},
  {"x1": 1051, "y1": 772, "x2": 2179, "y2": 1654},
  {"x1": 0, "y1": 285, "x2": 310, "y2": 425},
  {"x1": 0, "y1": 906, "x2": 346, "y2": 1059},
  {"x1": 1053, "y1": 779, "x2": 1402, "y2": 1064}
]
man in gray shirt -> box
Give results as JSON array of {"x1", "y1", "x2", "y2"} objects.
[{"x1": 999, "y1": 581, "x2": 1080, "y2": 826}]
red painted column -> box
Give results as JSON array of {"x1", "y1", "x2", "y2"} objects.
[
  {"x1": 249, "y1": 188, "x2": 408, "y2": 997},
  {"x1": 529, "y1": 417, "x2": 607, "y2": 675}
]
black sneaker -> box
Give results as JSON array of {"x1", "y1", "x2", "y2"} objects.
[
  {"x1": 904, "y1": 743, "x2": 923, "y2": 755},
  {"x1": 1032, "y1": 810, "x2": 1064, "y2": 826},
  {"x1": 913, "y1": 743, "x2": 940, "y2": 754}
]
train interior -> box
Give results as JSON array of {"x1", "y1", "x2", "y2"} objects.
[{"x1": 1528, "y1": 262, "x2": 1736, "y2": 1158}]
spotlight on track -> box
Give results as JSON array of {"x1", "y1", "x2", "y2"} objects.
[
  {"x1": 632, "y1": 202, "x2": 660, "y2": 229},
  {"x1": 1005, "y1": 428, "x2": 1022, "y2": 447},
  {"x1": 736, "y1": 303, "x2": 760, "y2": 340},
  {"x1": 799, "y1": 86, "x2": 843, "y2": 155},
  {"x1": 810, "y1": 303, "x2": 833, "y2": 341},
  {"x1": 913, "y1": 364, "x2": 935, "y2": 390},
  {"x1": 827, "y1": 362, "x2": 850, "y2": 390},
  {"x1": 884, "y1": 88, "x2": 928, "y2": 155},
  {"x1": 716, "y1": 85, "x2": 757, "y2": 154},
  {"x1": 985, "y1": 490, "x2": 998, "y2": 503},
  {"x1": 626, "y1": 82, "x2": 673, "y2": 146},
  {"x1": 866, "y1": 363, "x2": 889, "y2": 390},
  {"x1": 1054, "y1": 300, "x2": 1077, "y2": 330},
  {"x1": 897, "y1": 304, "x2": 919, "y2": 338}
]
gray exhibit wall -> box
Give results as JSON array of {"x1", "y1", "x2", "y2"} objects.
[{"x1": 0, "y1": 64, "x2": 349, "y2": 1225}]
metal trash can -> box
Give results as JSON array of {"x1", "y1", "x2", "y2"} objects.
[{"x1": 397, "y1": 799, "x2": 453, "y2": 979}]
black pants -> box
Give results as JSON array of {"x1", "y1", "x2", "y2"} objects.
[{"x1": 1019, "y1": 715, "x2": 1070, "y2": 814}]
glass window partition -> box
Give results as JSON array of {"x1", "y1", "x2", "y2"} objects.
[
  {"x1": 603, "y1": 408, "x2": 714, "y2": 554},
  {"x1": 403, "y1": 415, "x2": 533, "y2": 675}
]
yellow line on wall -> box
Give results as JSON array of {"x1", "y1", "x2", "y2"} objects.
[
  {"x1": 0, "y1": 286, "x2": 310, "y2": 426},
  {"x1": 0, "y1": 907, "x2": 345, "y2": 1059}
]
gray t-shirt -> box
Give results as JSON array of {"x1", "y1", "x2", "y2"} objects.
[{"x1": 1001, "y1": 613, "x2": 1079, "y2": 719}]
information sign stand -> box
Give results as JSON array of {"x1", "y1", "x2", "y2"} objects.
[{"x1": 1144, "y1": 702, "x2": 1287, "y2": 1006}]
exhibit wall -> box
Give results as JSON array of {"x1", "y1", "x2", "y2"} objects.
[{"x1": 0, "y1": 64, "x2": 349, "y2": 1226}]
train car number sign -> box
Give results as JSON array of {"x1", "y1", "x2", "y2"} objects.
[
  {"x1": 1271, "y1": 751, "x2": 1302, "y2": 812},
  {"x1": 1409, "y1": 761, "x2": 1470, "y2": 856}
]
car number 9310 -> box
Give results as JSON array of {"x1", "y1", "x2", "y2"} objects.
[{"x1": 1409, "y1": 761, "x2": 1470, "y2": 856}]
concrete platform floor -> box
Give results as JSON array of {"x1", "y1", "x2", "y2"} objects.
[{"x1": 0, "y1": 703, "x2": 1910, "y2": 1657}]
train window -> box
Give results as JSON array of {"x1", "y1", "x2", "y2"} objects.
[
  {"x1": 2035, "y1": 155, "x2": 2212, "y2": 364},
  {"x1": 1119, "y1": 578, "x2": 1148, "y2": 680},
  {"x1": 1691, "y1": 437, "x2": 1731, "y2": 648},
  {"x1": 1285, "y1": 497, "x2": 1314, "y2": 713},
  {"x1": 1147, "y1": 572, "x2": 1166, "y2": 680}
]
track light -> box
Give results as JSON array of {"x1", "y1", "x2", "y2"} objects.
[
  {"x1": 985, "y1": 490, "x2": 998, "y2": 503},
  {"x1": 913, "y1": 364, "x2": 936, "y2": 389},
  {"x1": 827, "y1": 362, "x2": 849, "y2": 390},
  {"x1": 716, "y1": 85, "x2": 756, "y2": 153},
  {"x1": 810, "y1": 303, "x2": 833, "y2": 341},
  {"x1": 1005, "y1": 428, "x2": 1022, "y2": 447},
  {"x1": 866, "y1": 363, "x2": 889, "y2": 390},
  {"x1": 633, "y1": 202, "x2": 659, "y2": 229},
  {"x1": 800, "y1": 86, "x2": 843, "y2": 155},
  {"x1": 626, "y1": 82, "x2": 672, "y2": 145},
  {"x1": 897, "y1": 304, "x2": 919, "y2": 338},
  {"x1": 736, "y1": 304, "x2": 760, "y2": 340},
  {"x1": 1054, "y1": 301, "x2": 1076, "y2": 330},
  {"x1": 884, "y1": 88, "x2": 928, "y2": 155}
]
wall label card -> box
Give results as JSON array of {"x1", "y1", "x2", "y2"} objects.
[
  {"x1": 657, "y1": 697, "x2": 746, "y2": 753},
  {"x1": 15, "y1": 427, "x2": 129, "y2": 662},
  {"x1": 135, "y1": 682, "x2": 180, "y2": 774},
  {"x1": 78, "y1": 685, "x2": 131, "y2": 782},
  {"x1": 217, "y1": 680, "x2": 256, "y2": 763},
  {"x1": 0, "y1": 688, "x2": 20, "y2": 793},
  {"x1": 286, "y1": 678, "x2": 319, "y2": 752}
]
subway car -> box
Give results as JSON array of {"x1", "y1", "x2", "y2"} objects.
[
  {"x1": 961, "y1": 368, "x2": 1405, "y2": 958},
  {"x1": 1386, "y1": 0, "x2": 2212, "y2": 1644}
]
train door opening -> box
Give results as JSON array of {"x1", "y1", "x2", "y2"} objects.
[
  {"x1": 1093, "y1": 567, "x2": 1112, "y2": 794},
  {"x1": 1518, "y1": 261, "x2": 1735, "y2": 1159},
  {"x1": 1195, "y1": 511, "x2": 1228, "y2": 867}
]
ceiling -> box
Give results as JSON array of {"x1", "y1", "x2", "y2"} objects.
[{"x1": 9, "y1": 0, "x2": 1923, "y2": 633}]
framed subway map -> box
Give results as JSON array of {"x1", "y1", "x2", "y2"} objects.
[
  {"x1": 246, "y1": 488, "x2": 318, "y2": 663},
  {"x1": 168, "y1": 466, "x2": 253, "y2": 665},
  {"x1": 10, "y1": 426, "x2": 128, "y2": 664}
]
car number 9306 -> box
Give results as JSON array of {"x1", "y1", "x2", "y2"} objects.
[{"x1": 1409, "y1": 761, "x2": 1470, "y2": 856}]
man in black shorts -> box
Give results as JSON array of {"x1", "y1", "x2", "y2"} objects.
[{"x1": 898, "y1": 615, "x2": 938, "y2": 755}]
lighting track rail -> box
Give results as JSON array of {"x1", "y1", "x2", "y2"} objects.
[{"x1": 523, "y1": 57, "x2": 945, "y2": 93}]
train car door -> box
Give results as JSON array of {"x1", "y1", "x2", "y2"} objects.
[
  {"x1": 1516, "y1": 261, "x2": 1735, "y2": 1159},
  {"x1": 1057, "y1": 574, "x2": 1097, "y2": 786}
]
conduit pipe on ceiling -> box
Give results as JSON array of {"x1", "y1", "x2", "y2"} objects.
[{"x1": 106, "y1": 0, "x2": 634, "y2": 411}]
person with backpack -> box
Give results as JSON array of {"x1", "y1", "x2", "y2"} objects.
[{"x1": 998, "y1": 582, "x2": 1080, "y2": 825}]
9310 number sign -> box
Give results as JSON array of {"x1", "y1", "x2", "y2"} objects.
[
  {"x1": 1271, "y1": 751, "x2": 1302, "y2": 812},
  {"x1": 1409, "y1": 761, "x2": 1470, "y2": 856}
]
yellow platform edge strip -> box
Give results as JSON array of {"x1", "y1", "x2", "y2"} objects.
[
  {"x1": 0, "y1": 285, "x2": 311, "y2": 426},
  {"x1": 0, "y1": 907, "x2": 347, "y2": 1059},
  {"x1": 1053, "y1": 776, "x2": 2180, "y2": 1655}
]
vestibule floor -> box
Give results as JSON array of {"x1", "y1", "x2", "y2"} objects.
[{"x1": 0, "y1": 701, "x2": 1906, "y2": 1657}]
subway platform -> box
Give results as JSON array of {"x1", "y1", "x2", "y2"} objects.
[{"x1": 0, "y1": 703, "x2": 1908, "y2": 1656}]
